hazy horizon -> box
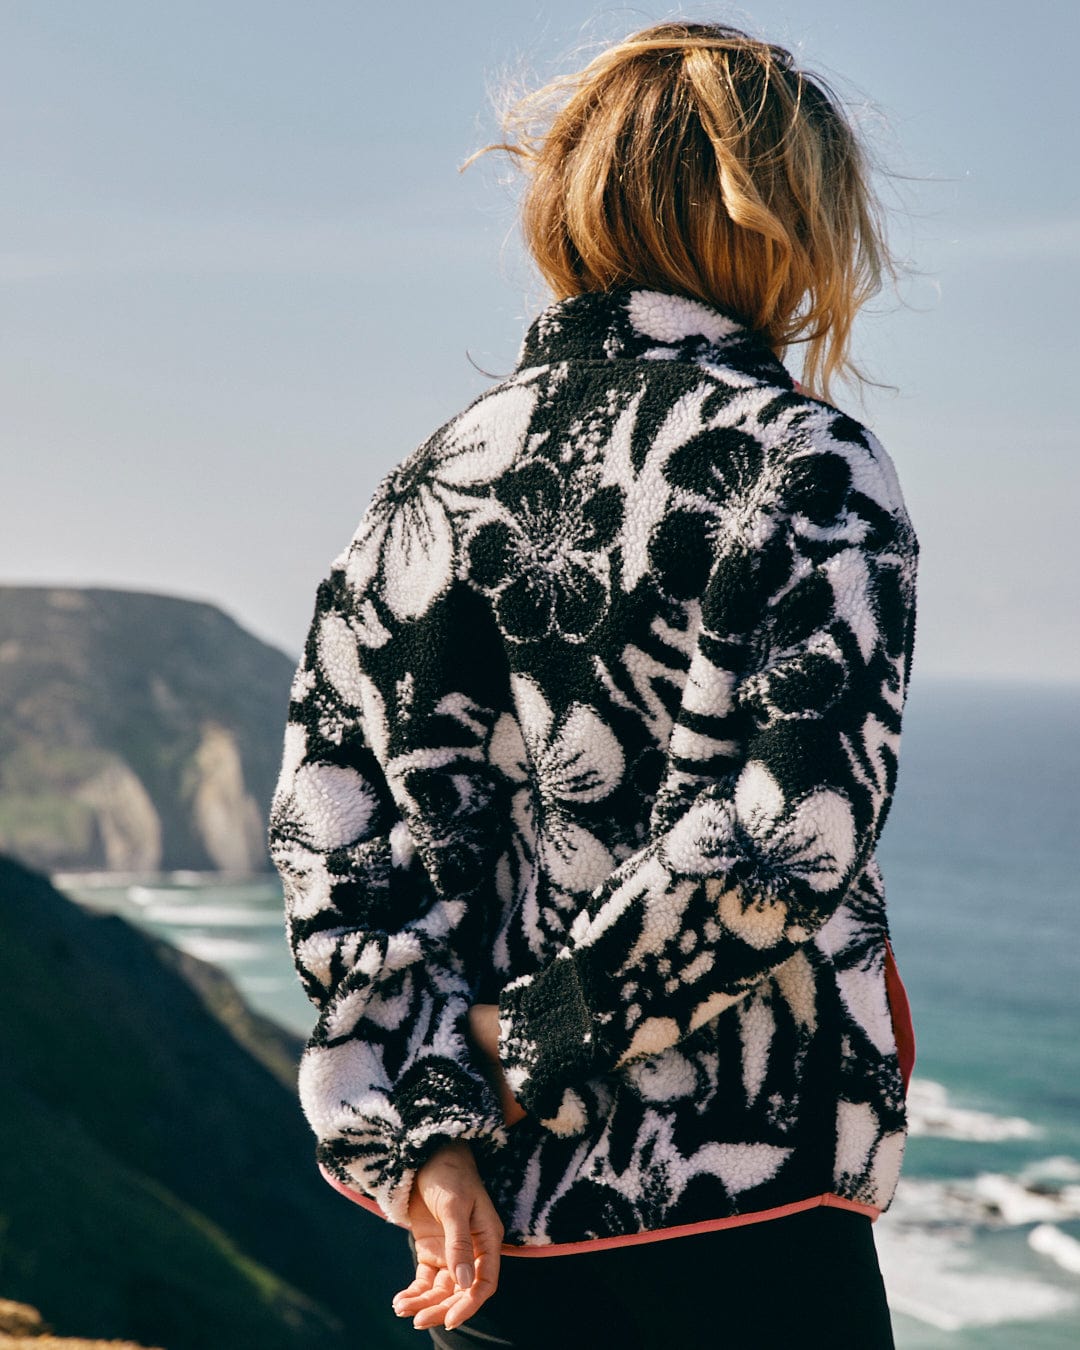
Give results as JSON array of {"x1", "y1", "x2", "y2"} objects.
[{"x1": 3, "y1": 1, "x2": 1077, "y2": 682}]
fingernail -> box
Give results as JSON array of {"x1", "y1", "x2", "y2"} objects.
[{"x1": 456, "y1": 1261, "x2": 474, "y2": 1289}]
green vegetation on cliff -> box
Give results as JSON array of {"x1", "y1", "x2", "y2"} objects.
[{"x1": 0, "y1": 855, "x2": 416, "y2": 1350}]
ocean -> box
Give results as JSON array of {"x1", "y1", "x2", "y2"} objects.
[{"x1": 54, "y1": 675, "x2": 1080, "y2": 1347}]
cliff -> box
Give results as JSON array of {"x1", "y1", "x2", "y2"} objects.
[
  {"x1": 0, "y1": 1296, "x2": 161, "y2": 1347},
  {"x1": 0, "y1": 855, "x2": 416, "y2": 1350},
  {"x1": 0, "y1": 586, "x2": 297, "y2": 873}
]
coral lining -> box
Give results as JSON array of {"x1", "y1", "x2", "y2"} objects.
[
  {"x1": 883, "y1": 936, "x2": 916, "y2": 1094},
  {"x1": 317, "y1": 1163, "x2": 880, "y2": 1256}
]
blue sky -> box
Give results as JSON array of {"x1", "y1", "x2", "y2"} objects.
[{"x1": 3, "y1": 0, "x2": 1077, "y2": 682}]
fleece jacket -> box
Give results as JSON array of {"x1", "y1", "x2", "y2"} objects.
[{"x1": 267, "y1": 284, "x2": 920, "y2": 1253}]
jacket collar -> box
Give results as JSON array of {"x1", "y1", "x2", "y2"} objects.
[{"x1": 516, "y1": 285, "x2": 794, "y2": 388}]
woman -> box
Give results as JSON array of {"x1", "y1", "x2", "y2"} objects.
[{"x1": 268, "y1": 20, "x2": 919, "y2": 1348}]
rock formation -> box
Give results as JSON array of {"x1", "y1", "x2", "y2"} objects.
[{"x1": 0, "y1": 586, "x2": 297, "y2": 873}]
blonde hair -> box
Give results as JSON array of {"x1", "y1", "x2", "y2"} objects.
[{"x1": 473, "y1": 21, "x2": 893, "y2": 401}]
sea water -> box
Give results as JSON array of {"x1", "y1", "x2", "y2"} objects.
[
  {"x1": 871, "y1": 676, "x2": 1080, "y2": 1346},
  {"x1": 55, "y1": 675, "x2": 1080, "y2": 1347}
]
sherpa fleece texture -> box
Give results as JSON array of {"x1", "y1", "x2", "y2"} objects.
[{"x1": 267, "y1": 284, "x2": 920, "y2": 1250}]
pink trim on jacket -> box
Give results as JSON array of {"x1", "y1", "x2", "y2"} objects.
[
  {"x1": 316, "y1": 1163, "x2": 880, "y2": 1256},
  {"x1": 318, "y1": 943, "x2": 914, "y2": 1256}
]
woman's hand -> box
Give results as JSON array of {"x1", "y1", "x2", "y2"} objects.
[
  {"x1": 392, "y1": 1005, "x2": 527, "y2": 1330},
  {"x1": 467, "y1": 1003, "x2": 528, "y2": 1127},
  {"x1": 392, "y1": 1139, "x2": 504, "y2": 1333}
]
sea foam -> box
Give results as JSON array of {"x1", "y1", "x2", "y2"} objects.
[
  {"x1": 884, "y1": 1170, "x2": 1080, "y2": 1230},
  {"x1": 172, "y1": 934, "x2": 268, "y2": 963},
  {"x1": 143, "y1": 901, "x2": 284, "y2": 928},
  {"x1": 1029, "y1": 1224, "x2": 1080, "y2": 1276},
  {"x1": 877, "y1": 1162, "x2": 1080, "y2": 1330},
  {"x1": 875, "y1": 1227, "x2": 1078, "y2": 1330},
  {"x1": 906, "y1": 1076, "x2": 1041, "y2": 1141}
]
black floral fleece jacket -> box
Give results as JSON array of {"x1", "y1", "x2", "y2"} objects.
[{"x1": 267, "y1": 285, "x2": 920, "y2": 1252}]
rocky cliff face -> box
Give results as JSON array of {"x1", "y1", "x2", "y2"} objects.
[
  {"x1": 0, "y1": 586, "x2": 297, "y2": 873},
  {"x1": 0, "y1": 854, "x2": 416, "y2": 1350}
]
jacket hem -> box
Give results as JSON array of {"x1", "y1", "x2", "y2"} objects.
[{"x1": 316, "y1": 1162, "x2": 881, "y2": 1255}]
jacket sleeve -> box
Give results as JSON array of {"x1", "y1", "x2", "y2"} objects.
[
  {"x1": 267, "y1": 564, "x2": 510, "y2": 1229},
  {"x1": 495, "y1": 424, "x2": 920, "y2": 1134}
]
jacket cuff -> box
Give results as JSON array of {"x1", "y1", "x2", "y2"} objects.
[
  {"x1": 316, "y1": 1061, "x2": 511, "y2": 1229},
  {"x1": 496, "y1": 953, "x2": 606, "y2": 1136}
]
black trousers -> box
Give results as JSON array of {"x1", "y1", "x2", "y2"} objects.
[{"x1": 405, "y1": 1204, "x2": 896, "y2": 1349}]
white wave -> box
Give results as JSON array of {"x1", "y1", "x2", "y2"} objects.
[
  {"x1": 127, "y1": 884, "x2": 175, "y2": 906},
  {"x1": 172, "y1": 934, "x2": 268, "y2": 963},
  {"x1": 1029, "y1": 1224, "x2": 1080, "y2": 1276},
  {"x1": 54, "y1": 870, "x2": 158, "y2": 888},
  {"x1": 972, "y1": 1173, "x2": 1080, "y2": 1226},
  {"x1": 238, "y1": 975, "x2": 294, "y2": 992},
  {"x1": 1020, "y1": 1156, "x2": 1080, "y2": 1186},
  {"x1": 143, "y1": 902, "x2": 284, "y2": 928},
  {"x1": 54, "y1": 870, "x2": 274, "y2": 895},
  {"x1": 876, "y1": 1225, "x2": 1078, "y2": 1329},
  {"x1": 879, "y1": 1163, "x2": 1080, "y2": 1328},
  {"x1": 170, "y1": 878, "x2": 285, "y2": 904},
  {"x1": 906, "y1": 1076, "x2": 1041, "y2": 1141},
  {"x1": 884, "y1": 1172, "x2": 1080, "y2": 1231}
]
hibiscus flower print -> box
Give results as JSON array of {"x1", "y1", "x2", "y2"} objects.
[
  {"x1": 489, "y1": 674, "x2": 624, "y2": 956},
  {"x1": 730, "y1": 759, "x2": 857, "y2": 898},
  {"x1": 656, "y1": 759, "x2": 857, "y2": 953},
  {"x1": 342, "y1": 381, "x2": 539, "y2": 623},
  {"x1": 647, "y1": 424, "x2": 780, "y2": 597},
  {"x1": 467, "y1": 459, "x2": 624, "y2": 642}
]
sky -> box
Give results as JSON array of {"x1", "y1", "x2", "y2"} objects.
[{"x1": 2, "y1": 0, "x2": 1078, "y2": 683}]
